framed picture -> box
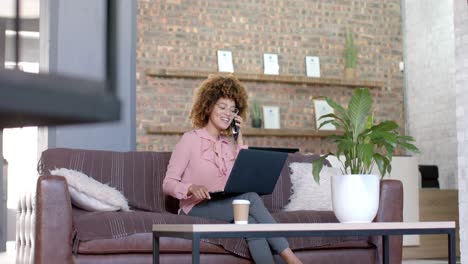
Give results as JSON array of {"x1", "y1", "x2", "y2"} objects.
[
  {"x1": 263, "y1": 53, "x2": 279, "y2": 75},
  {"x1": 217, "y1": 50, "x2": 234, "y2": 73},
  {"x1": 262, "y1": 106, "x2": 280, "y2": 129},
  {"x1": 305, "y1": 56, "x2": 321, "y2": 77},
  {"x1": 314, "y1": 99, "x2": 336, "y2": 130}
]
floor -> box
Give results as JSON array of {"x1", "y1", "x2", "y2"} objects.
[{"x1": 0, "y1": 240, "x2": 461, "y2": 264}]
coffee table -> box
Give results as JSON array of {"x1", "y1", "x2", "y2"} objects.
[{"x1": 153, "y1": 221, "x2": 456, "y2": 264}]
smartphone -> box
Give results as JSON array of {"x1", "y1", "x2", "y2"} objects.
[{"x1": 231, "y1": 120, "x2": 239, "y2": 141}]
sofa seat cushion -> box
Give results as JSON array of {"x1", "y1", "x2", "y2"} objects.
[
  {"x1": 73, "y1": 208, "x2": 372, "y2": 257},
  {"x1": 77, "y1": 233, "x2": 229, "y2": 254},
  {"x1": 272, "y1": 210, "x2": 372, "y2": 251},
  {"x1": 72, "y1": 208, "x2": 255, "y2": 257},
  {"x1": 77, "y1": 232, "x2": 372, "y2": 255}
]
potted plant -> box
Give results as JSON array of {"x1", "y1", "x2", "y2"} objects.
[
  {"x1": 250, "y1": 100, "x2": 262, "y2": 128},
  {"x1": 344, "y1": 29, "x2": 358, "y2": 79},
  {"x1": 312, "y1": 88, "x2": 419, "y2": 223}
]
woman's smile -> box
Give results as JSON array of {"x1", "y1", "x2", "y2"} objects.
[{"x1": 220, "y1": 116, "x2": 231, "y2": 125}]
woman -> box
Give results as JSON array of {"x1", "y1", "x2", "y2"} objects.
[{"x1": 162, "y1": 75, "x2": 302, "y2": 264}]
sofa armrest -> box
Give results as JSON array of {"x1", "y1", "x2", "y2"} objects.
[
  {"x1": 34, "y1": 176, "x2": 73, "y2": 264},
  {"x1": 375, "y1": 180, "x2": 404, "y2": 222},
  {"x1": 371, "y1": 179, "x2": 403, "y2": 264}
]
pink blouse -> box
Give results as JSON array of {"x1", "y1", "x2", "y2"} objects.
[{"x1": 162, "y1": 128, "x2": 246, "y2": 214}]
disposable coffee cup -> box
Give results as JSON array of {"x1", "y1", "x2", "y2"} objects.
[{"x1": 232, "y1": 199, "x2": 250, "y2": 224}]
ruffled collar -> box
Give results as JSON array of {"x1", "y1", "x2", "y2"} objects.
[
  {"x1": 195, "y1": 128, "x2": 234, "y2": 177},
  {"x1": 195, "y1": 127, "x2": 229, "y2": 143}
]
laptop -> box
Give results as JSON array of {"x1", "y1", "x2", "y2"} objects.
[
  {"x1": 209, "y1": 149, "x2": 288, "y2": 199},
  {"x1": 249, "y1": 146, "x2": 299, "y2": 153}
]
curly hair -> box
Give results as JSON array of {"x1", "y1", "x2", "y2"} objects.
[{"x1": 190, "y1": 75, "x2": 248, "y2": 133}]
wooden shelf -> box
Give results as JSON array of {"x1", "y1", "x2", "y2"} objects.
[
  {"x1": 146, "y1": 68, "x2": 384, "y2": 89},
  {"x1": 145, "y1": 125, "x2": 340, "y2": 138}
]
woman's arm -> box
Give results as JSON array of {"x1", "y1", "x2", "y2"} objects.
[{"x1": 162, "y1": 134, "x2": 193, "y2": 200}]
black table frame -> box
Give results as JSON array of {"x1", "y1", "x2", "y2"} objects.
[{"x1": 153, "y1": 225, "x2": 456, "y2": 264}]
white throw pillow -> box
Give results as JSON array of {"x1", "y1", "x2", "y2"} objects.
[
  {"x1": 283, "y1": 162, "x2": 341, "y2": 211},
  {"x1": 50, "y1": 168, "x2": 130, "y2": 212}
]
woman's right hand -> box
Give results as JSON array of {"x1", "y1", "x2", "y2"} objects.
[{"x1": 188, "y1": 184, "x2": 211, "y2": 200}]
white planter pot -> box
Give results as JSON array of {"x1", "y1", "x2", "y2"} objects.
[{"x1": 331, "y1": 174, "x2": 380, "y2": 223}]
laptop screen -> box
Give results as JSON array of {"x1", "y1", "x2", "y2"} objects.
[
  {"x1": 248, "y1": 146, "x2": 299, "y2": 153},
  {"x1": 221, "y1": 149, "x2": 289, "y2": 195}
]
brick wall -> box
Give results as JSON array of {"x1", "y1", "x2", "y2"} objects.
[
  {"x1": 403, "y1": 0, "x2": 457, "y2": 189},
  {"x1": 455, "y1": 0, "x2": 468, "y2": 260},
  {"x1": 137, "y1": 0, "x2": 404, "y2": 152}
]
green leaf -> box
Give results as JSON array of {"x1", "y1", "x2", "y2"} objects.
[
  {"x1": 365, "y1": 114, "x2": 374, "y2": 130},
  {"x1": 383, "y1": 142, "x2": 395, "y2": 159},
  {"x1": 318, "y1": 113, "x2": 340, "y2": 120},
  {"x1": 318, "y1": 120, "x2": 339, "y2": 130},
  {"x1": 324, "y1": 97, "x2": 349, "y2": 123},
  {"x1": 344, "y1": 156, "x2": 352, "y2": 173},
  {"x1": 345, "y1": 29, "x2": 358, "y2": 68},
  {"x1": 312, "y1": 155, "x2": 331, "y2": 184},
  {"x1": 327, "y1": 134, "x2": 344, "y2": 141},
  {"x1": 382, "y1": 156, "x2": 391, "y2": 178},
  {"x1": 397, "y1": 135, "x2": 416, "y2": 142},
  {"x1": 368, "y1": 130, "x2": 398, "y2": 143},
  {"x1": 363, "y1": 135, "x2": 371, "y2": 144},
  {"x1": 387, "y1": 161, "x2": 392, "y2": 175},
  {"x1": 348, "y1": 88, "x2": 372, "y2": 137},
  {"x1": 358, "y1": 143, "x2": 374, "y2": 169},
  {"x1": 397, "y1": 141, "x2": 420, "y2": 153},
  {"x1": 337, "y1": 138, "x2": 354, "y2": 158},
  {"x1": 373, "y1": 153, "x2": 385, "y2": 177},
  {"x1": 374, "y1": 120, "x2": 398, "y2": 131},
  {"x1": 250, "y1": 100, "x2": 262, "y2": 119}
]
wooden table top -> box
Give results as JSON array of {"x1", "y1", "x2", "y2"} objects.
[{"x1": 153, "y1": 221, "x2": 455, "y2": 233}]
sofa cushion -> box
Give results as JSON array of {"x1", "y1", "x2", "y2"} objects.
[
  {"x1": 72, "y1": 208, "x2": 370, "y2": 258},
  {"x1": 39, "y1": 148, "x2": 179, "y2": 213},
  {"x1": 77, "y1": 233, "x2": 229, "y2": 254},
  {"x1": 283, "y1": 163, "x2": 340, "y2": 211},
  {"x1": 262, "y1": 153, "x2": 323, "y2": 212},
  {"x1": 272, "y1": 210, "x2": 370, "y2": 250},
  {"x1": 71, "y1": 208, "x2": 253, "y2": 258},
  {"x1": 50, "y1": 168, "x2": 130, "y2": 212},
  {"x1": 77, "y1": 228, "x2": 372, "y2": 255}
]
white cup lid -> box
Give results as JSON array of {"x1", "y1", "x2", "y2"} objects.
[{"x1": 232, "y1": 199, "x2": 250, "y2": 205}]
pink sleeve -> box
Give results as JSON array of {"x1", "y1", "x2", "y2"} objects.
[
  {"x1": 162, "y1": 134, "x2": 193, "y2": 200},
  {"x1": 236, "y1": 144, "x2": 248, "y2": 155}
]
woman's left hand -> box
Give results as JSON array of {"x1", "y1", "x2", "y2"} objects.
[{"x1": 233, "y1": 115, "x2": 244, "y2": 145}]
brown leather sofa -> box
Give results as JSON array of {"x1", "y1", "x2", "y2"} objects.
[{"x1": 32, "y1": 148, "x2": 403, "y2": 264}]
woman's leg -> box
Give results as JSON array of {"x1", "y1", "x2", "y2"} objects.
[
  {"x1": 245, "y1": 216, "x2": 276, "y2": 264},
  {"x1": 235, "y1": 192, "x2": 303, "y2": 264},
  {"x1": 186, "y1": 198, "x2": 276, "y2": 264},
  {"x1": 279, "y1": 248, "x2": 303, "y2": 264},
  {"x1": 234, "y1": 192, "x2": 289, "y2": 254}
]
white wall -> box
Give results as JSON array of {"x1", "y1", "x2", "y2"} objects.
[
  {"x1": 403, "y1": 0, "x2": 457, "y2": 189},
  {"x1": 454, "y1": 0, "x2": 468, "y2": 260},
  {"x1": 3, "y1": 127, "x2": 38, "y2": 243},
  {"x1": 39, "y1": 0, "x2": 136, "y2": 152},
  {"x1": 404, "y1": 0, "x2": 468, "y2": 260}
]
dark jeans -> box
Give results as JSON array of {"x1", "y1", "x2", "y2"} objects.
[{"x1": 182, "y1": 192, "x2": 289, "y2": 264}]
